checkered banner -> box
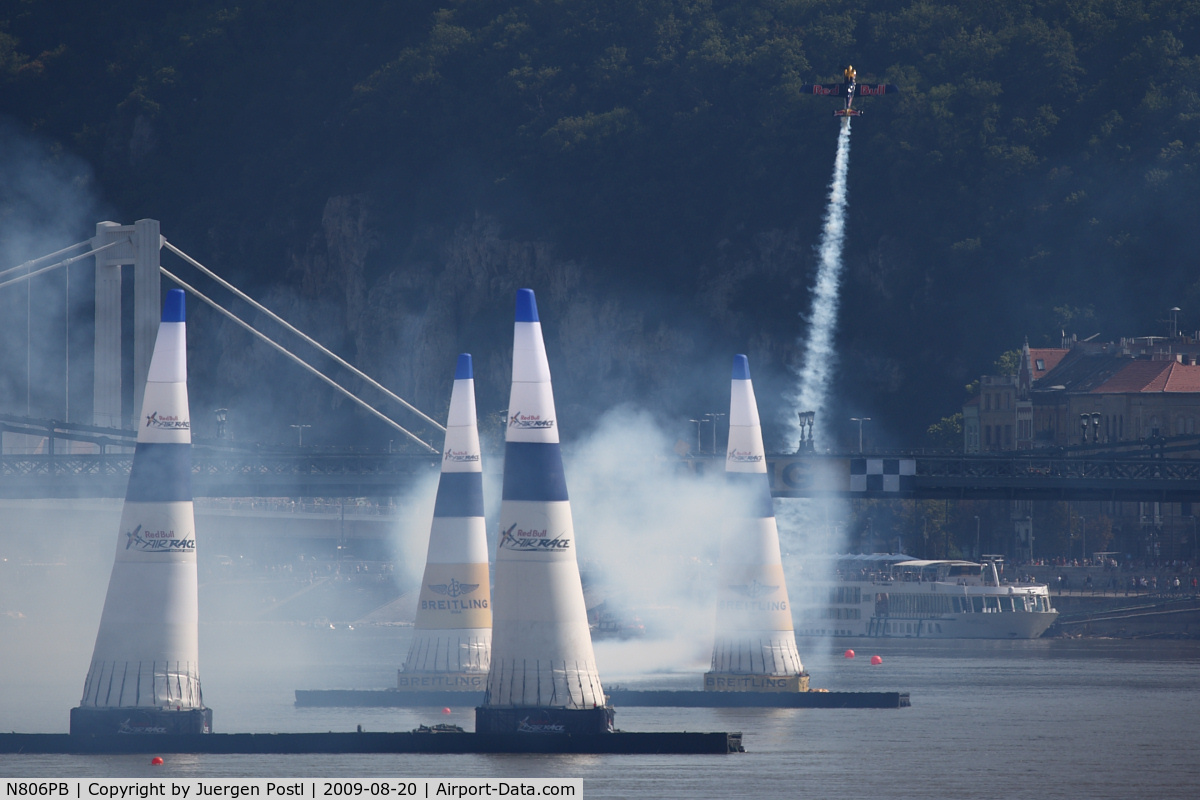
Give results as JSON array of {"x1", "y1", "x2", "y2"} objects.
[{"x1": 849, "y1": 458, "x2": 916, "y2": 492}]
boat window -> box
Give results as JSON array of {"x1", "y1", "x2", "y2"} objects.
[{"x1": 972, "y1": 597, "x2": 984, "y2": 613}]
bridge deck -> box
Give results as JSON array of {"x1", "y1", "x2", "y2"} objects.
[{"x1": 3, "y1": 451, "x2": 1200, "y2": 501}]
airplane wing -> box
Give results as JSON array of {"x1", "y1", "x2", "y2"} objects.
[
  {"x1": 855, "y1": 83, "x2": 899, "y2": 97},
  {"x1": 800, "y1": 83, "x2": 848, "y2": 97}
]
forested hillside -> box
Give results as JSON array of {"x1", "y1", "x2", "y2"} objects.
[{"x1": 2, "y1": 0, "x2": 1198, "y2": 449}]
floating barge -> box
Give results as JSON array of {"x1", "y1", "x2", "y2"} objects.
[
  {"x1": 294, "y1": 689, "x2": 910, "y2": 709},
  {"x1": 0, "y1": 730, "x2": 742, "y2": 755},
  {"x1": 607, "y1": 689, "x2": 909, "y2": 708}
]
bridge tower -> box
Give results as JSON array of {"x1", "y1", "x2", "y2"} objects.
[{"x1": 92, "y1": 219, "x2": 162, "y2": 428}]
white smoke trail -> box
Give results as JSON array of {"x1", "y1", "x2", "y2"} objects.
[
  {"x1": 776, "y1": 121, "x2": 854, "y2": 655},
  {"x1": 785, "y1": 119, "x2": 852, "y2": 449}
]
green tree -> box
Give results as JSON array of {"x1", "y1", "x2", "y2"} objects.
[
  {"x1": 1052, "y1": 305, "x2": 1097, "y2": 337},
  {"x1": 926, "y1": 413, "x2": 963, "y2": 450},
  {"x1": 993, "y1": 349, "x2": 1022, "y2": 376}
]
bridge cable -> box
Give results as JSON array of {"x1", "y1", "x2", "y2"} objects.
[
  {"x1": 0, "y1": 238, "x2": 129, "y2": 291},
  {"x1": 162, "y1": 240, "x2": 445, "y2": 434},
  {"x1": 160, "y1": 267, "x2": 440, "y2": 455},
  {"x1": 0, "y1": 238, "x2": 91, "y2": 281}
]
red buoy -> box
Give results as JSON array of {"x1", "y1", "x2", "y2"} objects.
[
  {"x1": 441, "y1": 707, "x2": 452, "y2": 715},
  {"x1": 844, "y1": 649, "x2": 855, "y2": 659},
  {"x1": 870, "y1": 655, "x2": 883, "y2": 665},
  {"x1": 151, "y1": 757, "x2": 164, "y2": 765}
]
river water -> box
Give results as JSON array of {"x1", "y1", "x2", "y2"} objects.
[{"x1": 2, "y1": 622, "x2": 1198, "y2": 799}]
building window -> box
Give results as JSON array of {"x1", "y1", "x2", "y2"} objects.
[
  {"x1": 984, "y1": 394, "x2": 991, "y2": 411},
  {"x1": 1035, "y1": 359, "x2": 1045, "y2": 370},
  {"x1": 985, "y1": 426, "x2": 992, "y2": 446},
  {"x1": 1005, "y1": 425, "x2": 1012, "y2": 446}
]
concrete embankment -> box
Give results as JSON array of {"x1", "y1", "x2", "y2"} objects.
[{"x1": 1046, "y1": 594, "x2": 1200, "y2": 638}]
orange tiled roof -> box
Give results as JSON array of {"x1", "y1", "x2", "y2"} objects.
[
  {"x1": 1091, "y1": 361, "x2": 1170, "y2": 393},
  {"x1": 1163, "y1": 363, "x2": 1200, "y2": 392},
  {"x1": 1091, "y1": 360, "x2": 1200, "y2": 393},
  {"x1": 1029, "y1": 348, "x2": 1068, "y2": 380}
]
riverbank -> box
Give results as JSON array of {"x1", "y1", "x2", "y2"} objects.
[{"x1": 1046, "y1": 593, "x2": 1200, "y2": 638}]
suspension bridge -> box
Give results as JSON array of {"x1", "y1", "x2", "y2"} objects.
[
  {"x1": 4, "y1": 220, "x2": 1200, "y2": 503},
  {"x1": 2, "y1": 409, "x2": 1200, "y2": 501},
  {"x1": 0, "y1": 218, "x2": 445, "y2": 454}
]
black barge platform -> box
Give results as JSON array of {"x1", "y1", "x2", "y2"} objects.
[
  {"x1": 607, "y1": 690, "x2": 910, "y2": 708},
  {"x1": 0, "y1": 730, "x2": 742, "y2": 755},
  {"x1": 294, "y1": 689, "x2": 910, "y2": 709}
]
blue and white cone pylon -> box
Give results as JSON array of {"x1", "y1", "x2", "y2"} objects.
[
  {"x1": 705, "y1": 354, "x2": 807, "y2": 692},
  {"x1": 72, "y1": 288, "x2": 212, "y2": 733},
  {"x1": 478, "y1": 289, "x2": 611, "y2": 733},
  {"x1": 401, "y1": 354, "x2": 491, "y2": 691}
]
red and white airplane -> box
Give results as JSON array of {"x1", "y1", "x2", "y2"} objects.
[{"x1": 801, "y1": 66, "x2": 897, "y2": 117}]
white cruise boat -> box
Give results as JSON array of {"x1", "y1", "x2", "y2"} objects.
[{"x1": 795, "y1": 554, "x2": 1058, "y2": 639}]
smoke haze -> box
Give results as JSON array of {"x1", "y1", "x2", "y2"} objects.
[
  {"x1": 0, "y1": 120, "x2": 104, "y2": 428},
  {"x1": 563, "y1": 406, "x2": 727, "y2": 678}
]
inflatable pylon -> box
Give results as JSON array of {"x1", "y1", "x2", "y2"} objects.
[
  {"x1": 477, "y1": 289, "x2": 612, "y2": 734},
  {"x1": 72, "y1": 288, "x2": 212, "y2": 734},
  {"x1": 705, "y1": 354, "x2": 807, "y2": 693},
  {"x1": 401, "y1": 353, "x2": 491, "y2": 692}
]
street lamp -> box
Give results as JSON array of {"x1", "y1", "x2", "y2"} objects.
[
  {"x1": 850, "y1": 417, "x2": 871, "y2": 453},
  {"x1": 797, "y1": 411, "x2": 815, "y2": 453},
  {"x1": 1080, "y1": 413, "x2": 1090, "y2": 444},
  {"x1": 689, "y1": 419, "x2": 703, "y2": 454},
  {"x1": 704, "y1": 412, "x2": 725, "y2": 455},
  {"x1": 974, "y1": 515, "x2": 981, "y2": 560},
  {"x1": 1027, "y1": 514, "x2": 1035, "y2": 564},
  {"x1": 1092, "y1": 412, "x2": 1102, "y2": 444},
  {"x1": 214, "y1": 408, "x2": 228, "y2": 439},
  {"x1": 290, "y1": 423, "x2": 311, "y2": 447}
]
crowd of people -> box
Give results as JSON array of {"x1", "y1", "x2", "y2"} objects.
[{"x1": 1013, "y1": 558, "x2": 1200, "y2": 596}]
